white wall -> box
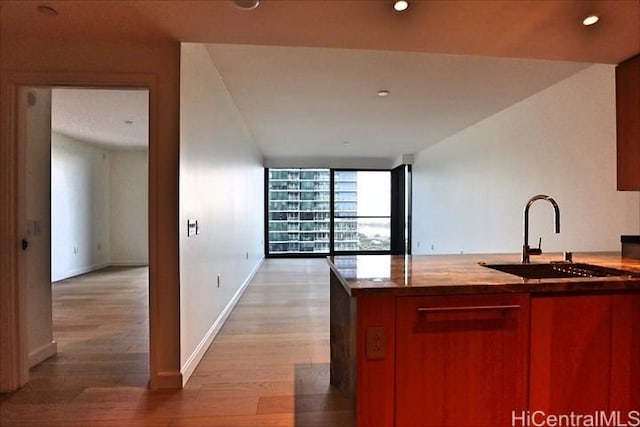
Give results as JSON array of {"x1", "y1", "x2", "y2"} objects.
[
  {"x1": 109, "y1": 150, "x2": 148, "y2": 265},
  {"x1": 264, "y1": 156, "x2": 394, "y2": 170},
  {"x1": 179, "y1": 43, "x2": 264, "y2": 383},
  {"x1": 51, "y1": 132, "x2": 110, "y2": 281},
  {"x1": 51, "y1": 133, "x2": 148, "y2": 281},
  {"x1": 412, "y1": 65, "x2": 640, "y2": 255}
]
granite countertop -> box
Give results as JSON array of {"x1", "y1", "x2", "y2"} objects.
[{"x1": 327, "y1": 252, "x2": 640, "y2": 296}]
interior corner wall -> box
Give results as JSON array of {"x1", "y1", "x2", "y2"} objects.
[
  {"x1": 51, "y1": 132, "x2": 110, "y2": 282},
  {"x1": 51, "y1": 137, "x2": 148, "y2": 280},
  {"x1": 412, "y1": 64, "x2": 640, "y2": 255},
  {"x1": 109, "y1": 149, "x2": 149, "y2": 266},
  {"x1": 179, "y1": 43, "x2": 264, "y2": 382}
]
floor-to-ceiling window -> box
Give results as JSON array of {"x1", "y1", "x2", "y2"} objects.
[
  {"x1": 333, "y1": 170, "x2": 390, "y2": 253},
  {"x1": 266, "y1": 168, "x2": 331, "y2": 255},
  {"x1": 265, "y1": 167, "x2": 404, "y2": 257}
]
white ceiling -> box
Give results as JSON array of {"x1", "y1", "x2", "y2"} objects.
[
  {"x1": 51, "y1": 88, "x2": 149, "y2": 149},
  {"x1": 49, "y1": 46, "x2": 589, "y2": 159},
  {"x1": 207, "y1": 44, "x2": 589, "y2": 161},
  {"x1": 29, "y1": 0, "x2": 636, "y2": 160}
]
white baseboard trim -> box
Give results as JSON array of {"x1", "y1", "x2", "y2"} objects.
[
  {"x1": 29, "y1": 341, "x2": 57, "y2": 367},
  {"x1": 181, "y1": 256, "x2": 264, "y2": 386},
  {"x1": 52, "y1": 262, "x2": 110, "y2": 282},
  {"x1": 52, "y1": 261, "x2": 149, "y2": 282},
  {"x1": 109, "y1": 261, "x2": 149, "y2": 267},
  {"x1": 150, "y1": 371, "x2": 183, "y2": 390}
]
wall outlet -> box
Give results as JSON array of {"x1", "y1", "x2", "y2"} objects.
[{"x1": 366, "y1": 326, "x2": 385, "y2": 360}]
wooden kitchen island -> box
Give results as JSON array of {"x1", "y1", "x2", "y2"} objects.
[{"x1": 328, "y1": 253, "x2": 640, "y2": 427}]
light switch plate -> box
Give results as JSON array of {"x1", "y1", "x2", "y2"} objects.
[{"x1": 187, "y1": 219, "x2": 197, "y2": 237}]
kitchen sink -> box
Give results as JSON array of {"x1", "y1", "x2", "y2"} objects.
[{"x1": 482, "y1": 262, "x2": 640, "y2": 280}]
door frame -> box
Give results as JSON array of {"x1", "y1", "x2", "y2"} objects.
[{"x1": 0, "y1": 71, "x2": 168, "y2": 391}]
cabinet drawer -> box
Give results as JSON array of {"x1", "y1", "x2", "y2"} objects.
[{"x1": 395, "y1": 294, "x2": 529, "y2": 427}]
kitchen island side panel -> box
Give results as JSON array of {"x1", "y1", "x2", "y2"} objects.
[{"x1": 329, "y1": 271, "x2": 357, "y2": 404}]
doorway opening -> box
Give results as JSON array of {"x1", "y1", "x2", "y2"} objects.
[{"x1": 20, "y1": 86, "x2": 150, "y2": 387}]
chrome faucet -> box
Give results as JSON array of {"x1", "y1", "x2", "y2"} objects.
[{"x1": 522, "y1": 195, "x2": 560, "y2": 263}]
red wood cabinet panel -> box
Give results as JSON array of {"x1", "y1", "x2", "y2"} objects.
[
  {"x1": 530, "y1": 294, "x2": 613, "y2": 413},
  {"x1": 616, "y1": 54, "x2": 640, "y2": 190},
  {"x1": 339, "y1": 286, "x2": 640, "y2": 427},
  {"x1": 609, "y1": 293, "x2": 640, "y2": 413},
  {"x1": 356, "y1": 293, "x2": 396, "y2": 427},
  {"x1": 395, "y1": 294, "x2": 530, "y2": 427}
]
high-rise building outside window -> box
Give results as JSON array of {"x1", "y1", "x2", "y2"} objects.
[
  {"x1": 266, "y1": 168, "x2": 392, "y2": 255},
  {"x1": 267, "y1": 168, "x2": 334, "y2": 254}
]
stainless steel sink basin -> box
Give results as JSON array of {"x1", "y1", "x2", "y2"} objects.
[{"x1": 482, "y1": 262, "x2": 640, "y2": 279}]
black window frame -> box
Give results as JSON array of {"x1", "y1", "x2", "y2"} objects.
[{"x1": 264, "y1": 167, "x2": 411, "y2": 258}]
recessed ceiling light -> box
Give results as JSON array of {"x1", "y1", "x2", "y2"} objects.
[
  {"x1": 233, "y1": 0, "x2": 260, "y2": 10},
  {"x1": 582, "y1": 15, "x2": 599, "y2": 26},
  {"x1": 37, "y1": 5, "x2": 58, "y2": 16},
  {"x1": 377, "y1": 90, "x2": 390, "y2": 97},
  {"x1": 124, "y1": 120, "x2": 134, "y2": 125},
  {"x1": 393, "y1": 0, "x2": 409, "y2": 12}
]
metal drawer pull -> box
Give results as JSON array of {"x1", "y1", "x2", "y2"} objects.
[{"x1": 417, "y1": 304, "x2": 520, "y2": 313}]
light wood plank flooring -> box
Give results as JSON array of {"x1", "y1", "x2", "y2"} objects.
[{"x1": 0, "y1": 259, "x2": 352, "y2": 427}]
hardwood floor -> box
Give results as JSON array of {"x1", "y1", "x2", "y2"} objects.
[{"x1": 0, "y1": 259, "x2": 353, "y2": 426}]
